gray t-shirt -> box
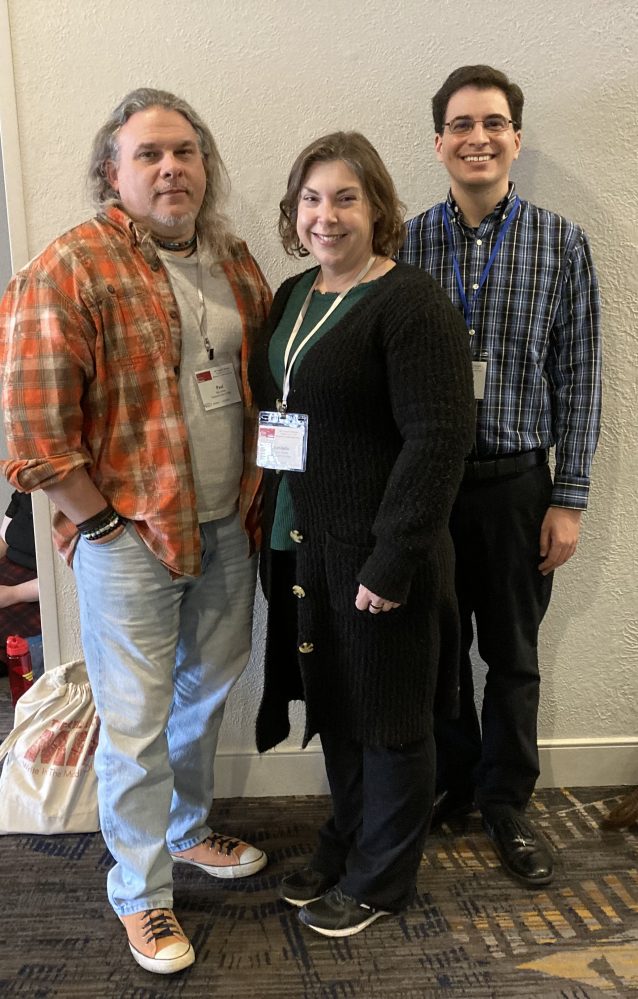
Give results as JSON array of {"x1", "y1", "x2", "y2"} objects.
[{"x1": 160, "y1": 247, "x2": 244, "y2": 522}]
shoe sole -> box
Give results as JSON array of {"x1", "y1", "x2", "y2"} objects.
[
  {"x1": 298, "y1": 908, "x2": 391, "y2": 938},
  {"x1": 280, "y1": 892, "x2": 326, "y2": 907},
  {"x1": 129, "y1": 941, "x2": 195, "y2": 974},
  {"x1": 171, "y1": 851, "x2": 267, "y2": 879}
]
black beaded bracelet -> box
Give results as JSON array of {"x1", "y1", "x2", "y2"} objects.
[
  {"x1": 83, "y1": 513, "x2": 124, "y2": 541},
  {"x1": 76, "y1": 505, "x2": 117, "y2": 536}
]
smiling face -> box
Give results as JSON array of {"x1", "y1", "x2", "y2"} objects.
[
  {"x1": 105, "y1": 106, "x2": 207, "y2": 239},
  {"x1": 296, "y1": 159, "x2": 375, "y2": 283},
  {"x1": 435, "y1": 86, "x2": 521, "y2": 203}
]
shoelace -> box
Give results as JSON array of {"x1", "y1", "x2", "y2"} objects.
[
  {"x1": 326, "y1": 885, "x2": 374, "y2": 912},
  {"x1": 140, "y1": 909, "x2": 180, "y2": 944},
  {"x1": 493, "y1": 816, "x2": 536, "y2": 847},
  {"x1": 204, "y1": 833, "x2": 242, "y2": 856}
]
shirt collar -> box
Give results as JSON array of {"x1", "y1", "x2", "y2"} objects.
[
  {"x1": 445, "y1": 182, "x2": 518, "y2": 228},
  {"x1": 99, "y1": 204, "x2": 161, "y2": 265}
]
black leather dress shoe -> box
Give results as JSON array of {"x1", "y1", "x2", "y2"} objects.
[
  {"x1": 429, "y1": 788, "x2": 475, "y2": 830},
  {"x1": 483, "y1": 812, "x2": 554, "y2": 888}
]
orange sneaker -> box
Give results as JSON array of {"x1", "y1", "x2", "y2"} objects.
[
  {"x1": 171, "y1": 832, "x2": 267, "y2": 879},
  {"x1": 120, "y1": 908, "x2": 194, "y2": 974}
]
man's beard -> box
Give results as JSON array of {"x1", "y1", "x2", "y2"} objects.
[{"x1": 150, "y1": 208, "x2": 196, "y2": 229}]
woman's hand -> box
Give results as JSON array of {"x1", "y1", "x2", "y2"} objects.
[{"x1": 355, "y1": 584, "x2": 400, "y2": 615}]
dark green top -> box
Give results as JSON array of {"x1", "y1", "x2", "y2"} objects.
[{"x1": 268, "y1": 267, "x2": 373, "y2": 550}]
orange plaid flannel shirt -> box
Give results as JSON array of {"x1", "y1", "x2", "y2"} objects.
[{"x1": 0, "y1": 206, "x2": 271, "y2": 576}]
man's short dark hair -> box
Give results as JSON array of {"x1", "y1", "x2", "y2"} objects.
[{"x1": 432, "y1": 65, "x2": 524, "y2": 134}]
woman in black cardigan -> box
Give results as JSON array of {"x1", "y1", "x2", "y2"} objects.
[{"x1": 249, "y1": 132, "x2": 474, "y2": 937}]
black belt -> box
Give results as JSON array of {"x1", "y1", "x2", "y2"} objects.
[{"x1": 463, "y1": 448, "x2": 548, "y2": 483}]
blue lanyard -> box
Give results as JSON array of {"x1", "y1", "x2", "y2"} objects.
[{"x1": 442, "y1": 196, "x2": 520, "y2": 327}]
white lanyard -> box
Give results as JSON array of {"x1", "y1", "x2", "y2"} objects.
[
  {"x1": 195, "y1": 248, "x2": 214, "y2": 360},
  {"x1": 279, "y1": 255, "x2": 376, "y2": 411}
]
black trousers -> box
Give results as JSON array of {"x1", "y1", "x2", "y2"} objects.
[
  {"x1": 313, "y1": 728, "x2": 435, "y2": 911},
  {"x1": 435, "y1": 462, "x2": 554, "y2": 815}
]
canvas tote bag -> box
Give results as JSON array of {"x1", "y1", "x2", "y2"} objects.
[{"x1": 0, "y1": 658, "x2": 100, "y2": 834}]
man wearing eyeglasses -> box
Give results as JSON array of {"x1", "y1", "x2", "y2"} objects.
[{"x1": 399, "y1": 65, "x2": 601, "y2": 888}]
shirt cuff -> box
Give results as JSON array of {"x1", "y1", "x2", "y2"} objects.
[
  {"x1": 1, "y1": 452, "x2": 89, "y2": 492},
  {"x1": 551, "y1": 476, "x2": 590, "y2": 510}
]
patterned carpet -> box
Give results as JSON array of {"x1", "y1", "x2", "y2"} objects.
[{"x1": 1, "y1": 681, "x2": 637, "y2": 997}]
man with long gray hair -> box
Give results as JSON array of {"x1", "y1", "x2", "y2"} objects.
[{"x1": 0, "y1": 88, "x2": 271, "y2": 974}]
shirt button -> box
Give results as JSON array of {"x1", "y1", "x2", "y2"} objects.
[
  {"x1": 472, "y1": 283, "x2": 479, "y2": 290},
  {"x1": 298, "y1": 642, "x2": 314, "y2": 654},
  {"x1": 292, "y1": 585, "x2": 306, "y2": 598},
  {"x1": 169, "y1": 310, "x2": 179, "y2": 319},
  {"x1": 106, "y1": 284, "x2": 116, "y2": 294},
  {"x1": 468, "y1": 329, "x2": 476, "y2": 336},
  {"x1": 289, "y1": 529, "x2": 304, "y2": 543},
  {"x1": 476, "y1": 239, "x2": 482, "y2": 246},
  {"x1": 150, "y1": 261, "x2": 161, "y2": 272}
]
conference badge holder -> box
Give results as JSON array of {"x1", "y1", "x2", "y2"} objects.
[
  {"x1": 257, "y1": 409, "x2": 309, "y2": 472},
  {"x1": 194, "y1": 361, "x2": 241, "y2": 411}
]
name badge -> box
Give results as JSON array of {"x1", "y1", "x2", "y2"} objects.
[
  {"x1": 195, "y1": 362, "x2": 241, "y2": 411},
  {"x1": 472, "y1": 360, "x2": 488, "y2": 400},
  {"x1": 257, "y1": 411, "x2": 309, "y2": 472}
]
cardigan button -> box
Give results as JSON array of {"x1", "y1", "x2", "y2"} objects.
[
  {"x1": 289, "y1": 529, "x2": 304, "y2": 543},
  {"x1": 298, "y1": 642, "x2": 314, "y2": 654},
  {"x1": 292, "y1": 585, "x2": 306, "y2": 599}
]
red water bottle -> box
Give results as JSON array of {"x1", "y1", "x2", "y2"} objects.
[{"x1": 6, "y1": 634, "x2": 34, "y2": 706}]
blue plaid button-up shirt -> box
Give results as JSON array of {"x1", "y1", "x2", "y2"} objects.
[{"x1": 398, "y1": 185, "x2": 601, "y2": 509}]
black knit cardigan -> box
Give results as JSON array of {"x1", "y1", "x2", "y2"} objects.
[{"x1": 249, "y1": 263, "x2": 474, "y2": 752}]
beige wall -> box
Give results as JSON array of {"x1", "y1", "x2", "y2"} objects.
[
  {"x1": 4, "y1": 0, "x2": 637, "y2": 791},
  {"x1": 0, "y1": 138, "x2": 13, "y2": 509}
]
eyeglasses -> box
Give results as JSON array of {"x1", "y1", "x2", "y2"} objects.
[{"x1": 444, "y1": 115, "x2": 515, "y2": 135}]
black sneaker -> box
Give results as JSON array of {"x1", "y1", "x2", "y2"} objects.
[
  {"x1": 298, "y1": 886, "x2": 391, "y2": 937},
  {"x1": 279, "y1": 866, "x2": 337, "y2": 906}
]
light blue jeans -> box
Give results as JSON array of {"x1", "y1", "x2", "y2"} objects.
[{"x1": 73, "y1": 511, "x2": 256, "y2": 916}]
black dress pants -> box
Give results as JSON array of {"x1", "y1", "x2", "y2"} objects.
[
  {"x1": 435, "y1": 462, "x2": 554, "y2": 815},
  {"x1": 313, "y1": 728, "x2": 435, "y2": 911}
]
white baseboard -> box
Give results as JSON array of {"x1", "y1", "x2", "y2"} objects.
[
  {"x1": 214, "y1": 739, "x2": 638, "y2": 799},
  {"x1": 214, "y1": 745, "x2": 330, "y2": 799},
  {"x1": 537, "y1": 737, "x2": 638, "y2": 788}
]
